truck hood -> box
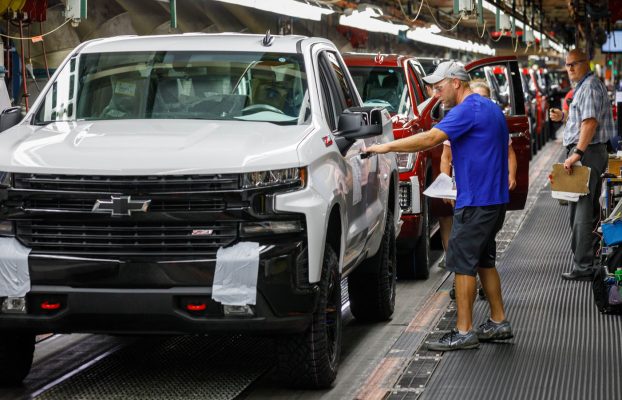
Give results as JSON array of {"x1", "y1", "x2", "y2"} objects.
[{"x1": 0, "y1": 120, "x2": 313, "y2": 174}]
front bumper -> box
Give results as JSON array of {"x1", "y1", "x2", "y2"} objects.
[{"x1": 0, "y1": 239, "x2": 319, "y2": 335}]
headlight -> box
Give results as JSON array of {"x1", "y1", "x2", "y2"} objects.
[
  {"x1": 242, "y1": 167, "x2": 306, "y2": 189},
  {"x1": 396, "y1": 153, "x2": 414, "y2": 173},
  {"x1": 240, "y1": 221, "x2": 303, "y2": 236}
]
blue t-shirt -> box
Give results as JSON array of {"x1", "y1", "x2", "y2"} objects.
[{"x1": 435, "y1": 93, "x2": 509, "y2": 209}]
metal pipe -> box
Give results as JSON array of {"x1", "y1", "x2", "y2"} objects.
[
  {"x1": 39, "y1": 21, "x2": 50, "y2": 79},
  {"x1": 18, "y1": 19, "x2": 28, "y2": 110}
]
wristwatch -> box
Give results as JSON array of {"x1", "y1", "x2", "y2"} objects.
[{"x1": 572, "y1": 147, "x2": 585, "y2": 160}]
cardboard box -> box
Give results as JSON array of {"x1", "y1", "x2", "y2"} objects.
[{"x1": 608, "y1": 157, "x2": 622, "y2": 177}]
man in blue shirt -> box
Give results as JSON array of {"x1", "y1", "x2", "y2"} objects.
[{"x1": 367, "y1": 61, "x2": 513, "y2": 351}]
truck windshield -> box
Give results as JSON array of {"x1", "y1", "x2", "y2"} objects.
[
  {"x1": 348, "y1": 66, "x2": 406, "y2": 114},
  {"x1": 33, "y1": 51, "x2": 310, "y2": 125}
]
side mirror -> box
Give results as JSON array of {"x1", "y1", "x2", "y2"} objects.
[
  {"x1": 0, "y1": 107, "x2": 22, "y2": 132},
  {"x1": 334, "y1": 107, "x2": 384, "y2": 154}
]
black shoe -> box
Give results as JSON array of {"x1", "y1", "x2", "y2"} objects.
[
  {"x1": 561, "y1": 270, "x2": 594, "y2": 281},
  {"x1": 476, "y1": 319, "x2": 513, "y2": 341},
  {"x1": 427, "y1": 329, "x2": 479, "y2": 351}
]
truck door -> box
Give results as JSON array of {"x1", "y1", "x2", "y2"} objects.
[
  {"x1": 318, "y1": 51, "x2": 372, "y2": 267},
  {"x1": 466, "y1": 56, "x2": 530, "y2": 210}
]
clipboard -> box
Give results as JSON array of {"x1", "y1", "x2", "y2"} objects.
[{"x1": 550, "y1": 163, "x2": 590, "y2": 194}]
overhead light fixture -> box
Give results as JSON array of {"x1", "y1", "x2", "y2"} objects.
[
  {"x1": 213, "y1": 0, "x2": 334, "y2": 22},
  {"x1": 482, "y1": 0, "x2": 563, "y2": 52},
  {"x1": 406, "y1": 25, "x2": 495, "y2": 55},
  {"x1": 339, "y1": 7, "x2": 409, "y2": 36}
]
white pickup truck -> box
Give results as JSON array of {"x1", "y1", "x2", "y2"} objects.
[{"x1": 0, "y1": 33, "x2": 399, "y2": 388}]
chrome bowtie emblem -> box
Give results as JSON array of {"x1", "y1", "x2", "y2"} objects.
[{"x1": 92, "y1": 196, "x2": 150, "y2": 216}]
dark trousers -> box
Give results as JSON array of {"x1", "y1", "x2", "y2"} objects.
[{"x1": 567, "y1": 143, "x2": 608, "y2": 272}]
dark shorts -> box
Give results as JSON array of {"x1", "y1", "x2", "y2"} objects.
[{"x1": 446, "y1": 204, "x2": 507, "y2": 276}]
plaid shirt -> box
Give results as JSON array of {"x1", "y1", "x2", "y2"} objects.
[{"x1": 562, "y1": 73, "x2": 615, "y2": 147}]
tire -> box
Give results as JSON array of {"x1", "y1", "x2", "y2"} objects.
[
  {"x1": 348, "y1": 210, "x2": 397, "y2": 322},
  {"x1": 275, "y1": 244, "x2": 341, "y2": 389},
  {"x1": 0, "y1": 333, "x2": 35, "y2": 386},
  {"x1": 397, "y1": 195, "x2": 430, "y2": 280}
]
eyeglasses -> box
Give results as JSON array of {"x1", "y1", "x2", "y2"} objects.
[
  {"x1": 565, "y1": 59, "x2": 586, "y2": 69},
  {"x1": 432, "y1": 80, "x2": 449, "y2": 93}
]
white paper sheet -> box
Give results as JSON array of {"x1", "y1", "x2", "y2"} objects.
[
  {"x1": 551, "y1": 191, "x2": 581, "y2": 202},
  {"x1": 0, "y1": 238, "x2": 31, "y2": 297},
  {"x1": 212, "y1": 242, "x2": 260, "y2": 306},
  {"x1": 423, "y1": 173, "x2": 457, "y2": 200}
]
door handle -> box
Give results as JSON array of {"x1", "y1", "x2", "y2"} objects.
[{"x1": 360, "y1": 152, "x2": 377, "y2": 159}]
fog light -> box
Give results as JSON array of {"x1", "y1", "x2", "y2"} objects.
[
  {"x1": 223, "y1": 305, "x2": 255, "y2": 317},
  {"x1": 1, "y1": 297, "x2": 27, "y2": 313}
]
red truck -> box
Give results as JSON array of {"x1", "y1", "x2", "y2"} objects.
[
  {"x1": 344, "y1": 53, "x2": 441, "y2": 279},
  {"x1": 344, "y1": 54, "x2": 530, "y2": 279}
]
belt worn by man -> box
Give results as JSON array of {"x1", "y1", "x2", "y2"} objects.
[
  {"x1": 549, "y1": 49, "x2": 616, "y2": 281},
  {"x1": 366, "y1": 61, "x2": 513, "y2": 351}
]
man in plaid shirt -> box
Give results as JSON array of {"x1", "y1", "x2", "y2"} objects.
[{"x1": 550, "y1": 49, "x2": 616, "y2": 281}]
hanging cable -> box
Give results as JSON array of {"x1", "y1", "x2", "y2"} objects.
[
  {"x1": 396, "y1": 0, "x2": 425, "y2": 23},
  {"x1": 0, "y1": 18, "x2": 72, "y2": 40},
  {"x1": 425, "y1": 0, "x2": 463, "y2": 31},
  {"x1": 476, "y1": 17, "x2": 487, "y2": 39},
  {"x1": 488, "y1": 28, "x2": 505, "y2": 42}
]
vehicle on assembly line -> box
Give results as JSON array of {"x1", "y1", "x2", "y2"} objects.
[
  {"x1": 344, "y1": 52, "x2": 441, "y2": 280},
  {"x1": 343, "y1": 53, "x2": 530, "y2": 279},
  {"x1": 522, "y1": 66, "x2": 550, "y2": 153},
  {"x1": 0, "y1": 33, "x2": 400, "y2": 389},
  {"x1": 468, "y1": 56, "x2": 531, "y2": 210}
]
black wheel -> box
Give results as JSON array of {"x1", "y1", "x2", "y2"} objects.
[
  {"x1": 348, "y1": 210, "x2": 397, "y2": 322},
  {"x1": 0, "y1": 333, "x2": 35, "y2": 386},
  {"x1": 276, "y1": 244, "x2": 341, "y2": 389}
]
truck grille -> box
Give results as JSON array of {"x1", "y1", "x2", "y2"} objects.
[
  {"x1": 13, "y1": 173, "x2": 240, "y2": 193},
  {"x1": 16, "y1": 221, "x2": 238, "y2": 256},
  {"x1": 21, "y1": 197, "x2": 226, "y2": 213}
]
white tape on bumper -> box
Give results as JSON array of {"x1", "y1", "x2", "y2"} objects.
[
  {"x1": 212, "y1": 242, "x2": 260, "y2": 306},
  {"x1": 0, "y1": 237, "x2": 31, "y2": 297}
]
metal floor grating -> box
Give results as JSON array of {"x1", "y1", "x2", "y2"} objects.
[
  {"x1": 35, "y1": 335, "x2": 273, "y2": 400},
  {"x1": 421, "y1": 186, "x2": 622, "y2": 400}
]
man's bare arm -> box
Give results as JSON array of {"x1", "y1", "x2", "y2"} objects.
[
  {"x1": 366, "y1": 128, "x2": 449, "y2": 154},
  {"x1": 563, "y1": 118, "x2": 598, "y2": 172},
  {"x1": 575, "y1": 118, "x2": 598, "y2": 151}
]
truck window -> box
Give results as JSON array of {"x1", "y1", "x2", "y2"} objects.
[
  {"x1": 348, "y1": 65, "x2": 406, "y2": 114},
  {"x1": 33, "y1": 51, "x2": 311, "y2": 126},
  {"x1": 469, "y1": 63, "x2": 523, "y2": 116},
  {"x1": 323, "y1": 52, "x2": 356, "y2": 110},
  {"x1": 318, "y1": 55, "x2": 339, "y2": 131}
]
